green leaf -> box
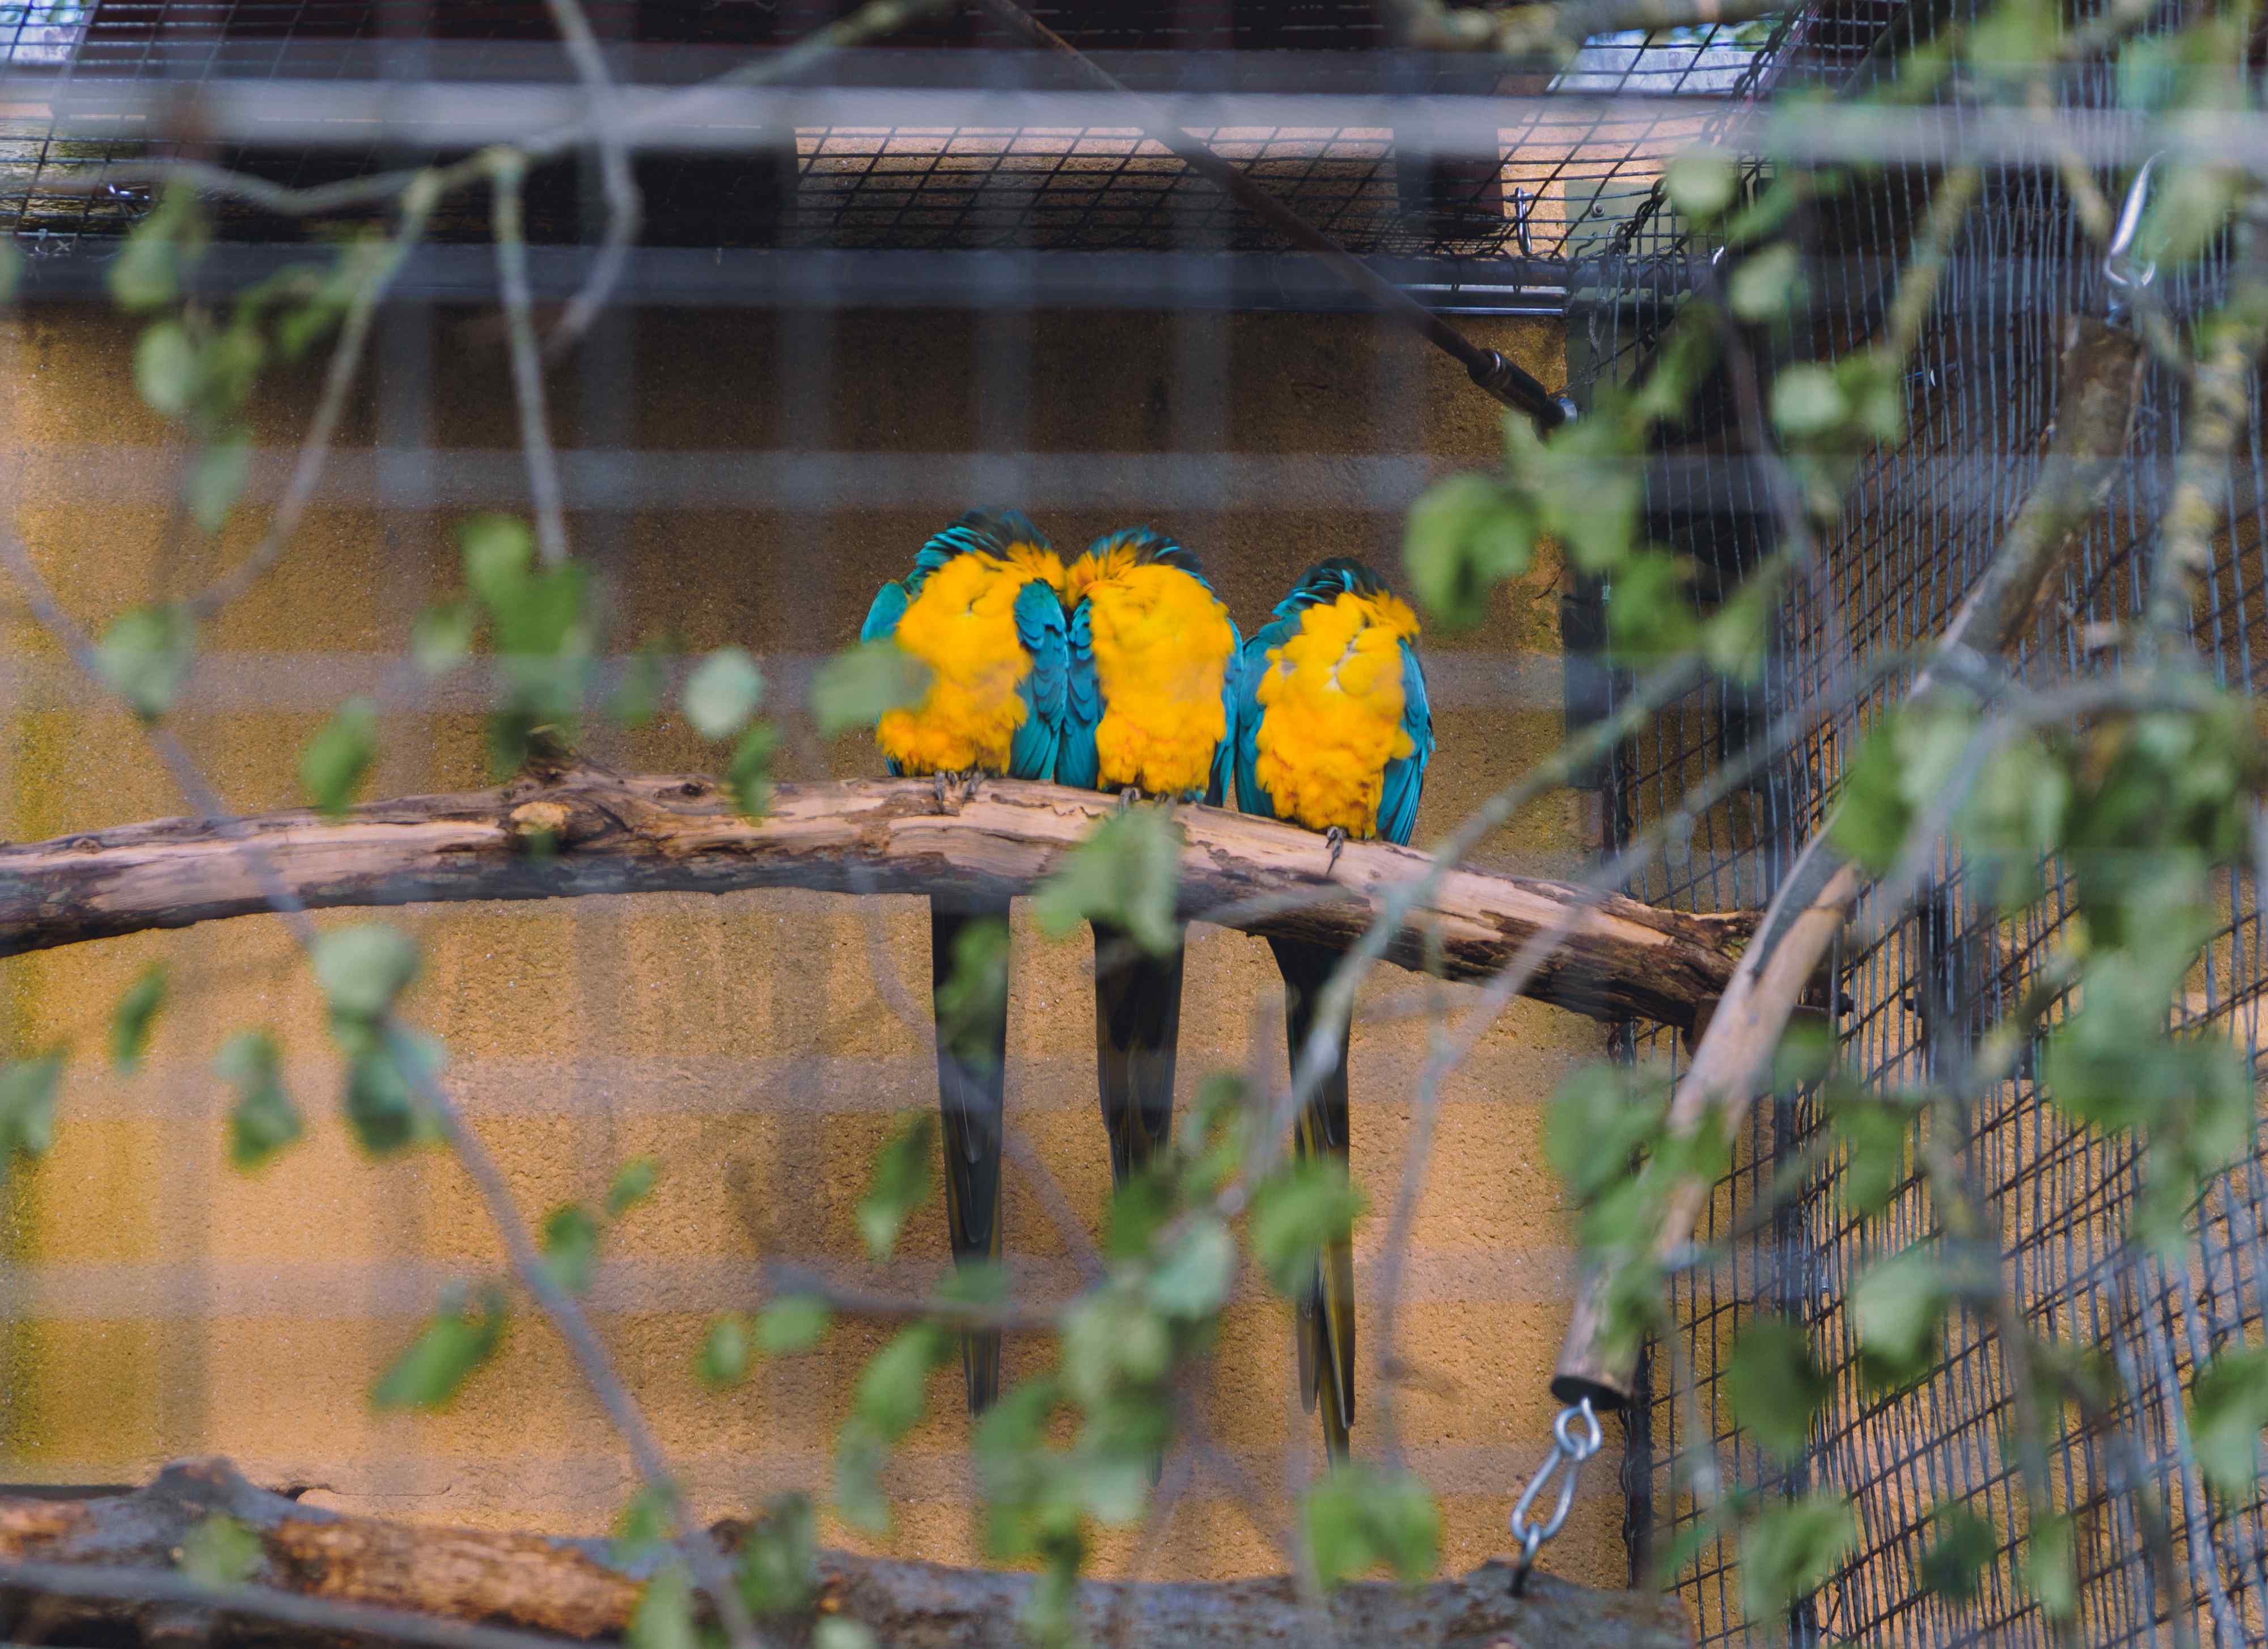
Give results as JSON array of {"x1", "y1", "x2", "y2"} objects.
[
  {"x1": 217, "y1": 1031, "x2": 299, "y2": 1172},
  {"x1": 856, "y1": 1112, "x2": 937, "y2": 1261},
  {"x1": 1728, "y1": 242, "x2": 1804, "y2": 322},
  {"x1": 314, "y1": 923, "x2": 421, "y2": 1021},
  {"x1": 854, "y1": 1322, "x2": 950, "y2": 1440},
  {"x1": 0, "y1": 1050, "x2": 65, "y2": 1160},
  {"x1": 627, "y1": 1565, "x2": 699, "y2": 1649},
  {"x1": 411, "y1": 598, "x2": 480, "y2": 676},
  {"x1": 1830, "y1": 702, "x2": 1979, "y2": 873},
  {"x1": 1851, "y1": 1245, "x2": 1948, "y2": 1390},
  {"x1": 1145, "y1": 1216, "x2": 1235, "y2": 1320},
  {"x1": 0, "y1": 241, "x2": 19, "y2": 307},
  {"x1": 1918, "y1": 1503, "x2": 1998, "y2": 1604},
  {"x1": 109, "y1": 187, "x2": 207, "y2": 312},
  {"x1": 2189, "y1": 1346, "x2": 2268, "y2": 1496},
  {"x1": 95, "y1": 603, "x2": 196, "y2": 721},
  {"x1": 1249, "y1": 1156, "x2": 1366, "y2": 1296},
  {"x1": 1304, "y1": 1464, "x2": 1440, "y2": 1588},
  {"x1": 613, "y1": 637, "x2": 672, "y2": 729},
  {"x1": 342, "y1": 1028, "x2": 444, "y2": 1156},
  {"x1": 833, "y1": 1420, "x2": 891, "y2": 1534},
  {"x1": 179, "y1": 1511, "x2": 263, "y2": 1588},
  {"x1": 932, "y1": 918, "x2": 1009, "y2": 1075},
  {"x1": 606, "y1": 1156, "x2": 660, "y2": 1217},
  {"x1": 299, "y1": 696, "x2": 379, "y2": 818},
  {"x1": 1605, "y1": 551, "x2": 1698, "y2": 663},
  {"x1": 1770, "y1": 363, "x2": 1847, "y2": 439},
  {"x1": 683, "y1": 647, "x2": 767, "y2": 741},
  {"x1": 697, "y1": 1313, "x2": 753, "y2": 1389},
  {"x1": 2025, "y1": 1512, "x2": 2077, "y2": 1620},
  {"x1": 110, "y1": 962, "x2": 167, "y2": 1075},
  {"x1": 460, "y1": 514, "x2": 536, "y2": 608},
  {"x1": 371, "y1": 1284, "x2": 507, "y2": 1410},
  {"x1": 1830, "y1": 1095, "x2": 1915, "y2": 1219},
  {"x1": 1401, "y1": 471, "x2": 1535, "y2": 632},
  {"x1": 726, "y1": 722, "x2": 779, "y2": 820},
  {"x1": 1740, "y1": 1494, "x2": 1856, "y2": 1622},
  {"x1": 810, "y1": 640, "x2": 931, "y2": 740},
  {"x1": 1724, "y1": 1316, "x2": 1829, "y2": 1463},
  {"x1": 188, "y1": 430, "x2": 253, "y2": 534},
  {"x1": 1663, "y1": 150, "x2": 1738, "y2": 219},
  {"x1": 757, "y1": 1294, "x2": 833, "y2": 1357},
  {"x1": 1546, "y1": 1060, "x2": 1670, "y2": 1202},
  {"x1": 541, "y1": 1203, "x2": 600, "y2": 1295},
  {"x1": 736, "y1": 1493, "x2": 818, "y2": 1617},
  {"x1": 813, "y1": 1620, "x2": 877, "y2": 1649},
  {"x1": 611, "y1": 1485, "x2": 671, "y2": 1565},
  {"x1": 1031, "y1": 807, "x2": 1182, "y2": 958},
  {"x1": 1061, "y1": 1289, "x2": 1172, "y2": 1409},
  {"x1": 134, "y1": 320, "x2": 200, "y2": 418}
]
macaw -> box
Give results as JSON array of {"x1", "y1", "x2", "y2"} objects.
[
  {"x1": 1232, "y1": 557, "x2": 1433, "y2": 1461},
  {"x1": 1057, "y1": 528, "x2": 1240, "y2": 1190},
  {"x1": 863, "y1": 507, "x2": 1068, "y2": 1415}
]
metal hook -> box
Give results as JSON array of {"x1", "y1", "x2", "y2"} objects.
[
  {"x1": 1508, "y1": 1397, "x2": 1603, "y2": 1597},
  {"x1": 2104, "y1": 153, "x2": 2163, "y2": 321}
]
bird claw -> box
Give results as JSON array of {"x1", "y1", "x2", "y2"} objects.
[
  {"x1": 933, "y1": 771, "x2": 951, "y2": 811},
  {"x1": 1119, "y1": 786, "x2": 1143, "y2": 813},
  {"x1": 962, "y1": 771, "x2": 983, "y2": 804},
  {"x1": 1325, "y1": 825, "x2": 1347, "y2": 874}
]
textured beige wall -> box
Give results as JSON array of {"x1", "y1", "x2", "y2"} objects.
[{"x1": 0, "y1": 299, "x2": 1625, "y2": 1588}]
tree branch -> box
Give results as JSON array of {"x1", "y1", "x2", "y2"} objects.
[
  {"x1": 1553, "y1": 308, "x2": 2152, "y2": 1406},
  {"x1": 0, "y1": 1460, "x2": 1695, "y2": 1649},
  {"x1": 0, "y1": 764, "x2": 1751, "y2": 1033}
]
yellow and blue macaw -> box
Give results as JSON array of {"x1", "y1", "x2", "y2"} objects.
[
  {"x1": 1056, "y1": 528, "x2": 1240, "y2": 1189},
  {"x1": 864, "y1": 507, "x2": 1068, "y2": 1415},
  {"x1": 1232, "y1": 557, "x2": 1432, "y2": 1461}
]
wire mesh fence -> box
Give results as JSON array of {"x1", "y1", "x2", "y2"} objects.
[{"x1": 1568, "y1": 0, "x2": 2268, "y2": 1642}]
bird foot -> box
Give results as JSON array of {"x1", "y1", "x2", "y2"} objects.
[
  {"x1": 1324, "y1": 825, "x2": 1347, "y2": 874},
  {"x1": 962, "y1": 771, "x2": 983, "y2": 804},
  {"x1": 933, "y1": 771, "x2": 950, "y2": 811},
  {"x1": 1118, "y1": 785, "x2": 1143, "y2": 813}
]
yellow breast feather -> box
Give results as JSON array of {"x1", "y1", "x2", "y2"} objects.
[
  {"x1": 1085, "y1": 562, "x2": 1235, "y2": 797},
  {"x1": 877, "y1": 548, "x2": 1063, "y2": 776},
  {"x1": 1253, "y1": 589, "x2": 1420, "y2": 836}
]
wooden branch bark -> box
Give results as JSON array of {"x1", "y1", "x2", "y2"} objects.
[
  {"x1": 0, "y1": 1460, "x2": 1694, "y2": 1649},
  {"x1": 0, "y1": 762, "x2": 1751, "y2": 1033}
]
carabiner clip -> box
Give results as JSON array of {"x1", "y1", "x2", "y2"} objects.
[
  {"x1": 2104, "y1": 153, "x2": 2163, "y2": 323},
  {"x1": 1508, "y1": 1398, "x2": 1604, "y2": 1596}
]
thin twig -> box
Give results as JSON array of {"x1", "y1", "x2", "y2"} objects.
[
  {"x1": 489, "y1": 154, "x2": 573, "y2": 568},
  {"x1": 183, "y1": 179, "x2": 437, "y2": 619},
  {"x1": 539, "y1": 0, "x2": 643, "y2": 354}
]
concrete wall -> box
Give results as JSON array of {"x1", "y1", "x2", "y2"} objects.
[{"x1": 0, "y1": 298, "x2": 1624, "y2": 1588}]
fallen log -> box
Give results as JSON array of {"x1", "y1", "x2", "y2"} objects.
[
  {"x1": 0, "y1": 1460, "x2": 1693, "y2": 1649},
  {"x1": 0, "y1": 760, "x2": 1751, "y2": 1032}
]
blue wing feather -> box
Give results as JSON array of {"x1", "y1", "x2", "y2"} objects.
[
  {"x1": 1377, "y1": 637, "x2": 1433, "y2": 846},
  {"x1": 1233, "y1": 618, "x2": 1294, "y2": 820},
  {"x1": 1207, "y1": 614, "x2": 1242, "y2": 807},
  {"x1": 861, "y1": 580, "x2": 910, "y2": 645},
  {"x1": 1057, "y1": 597, "x2": 1102, "y2": 790},
  {"x1": 1011, "y1": 577, "x2": 1068, "y2": 781}
]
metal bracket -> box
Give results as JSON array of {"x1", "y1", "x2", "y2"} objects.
[{"x1": 1508, "y1": 1397, "x2": 1603, "y2": 1596}]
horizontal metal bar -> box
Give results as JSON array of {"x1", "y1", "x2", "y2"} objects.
[
  {"x1": 14, "y1": 242, "x2": 1574, "y2": 313},
  {"x1": 3, "y1": 78, "x2": 2246, "y2": 172},
  {"x1": 16, "y1": 80, "x2": 1734, "y2": 154}
]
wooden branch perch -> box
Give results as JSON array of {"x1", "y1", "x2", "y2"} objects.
[
  {"x1": 0, "y1": 1460, "x2": 1694, "y2": 1649},
  {"x1": 0, "y1": 762, "x2": 1752, "y2": 1032}
]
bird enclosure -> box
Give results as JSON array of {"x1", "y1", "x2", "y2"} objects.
[{"x1": 0, "y1": 2, "x2": 2260, "y2": 1647}]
